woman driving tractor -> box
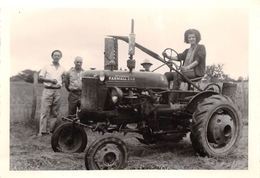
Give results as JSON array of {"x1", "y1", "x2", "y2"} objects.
[{"x1": 163, "y1": 29, "x2": 206, "y2": 90}]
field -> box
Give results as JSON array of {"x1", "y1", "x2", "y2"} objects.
[{"x1": 9, "y1": 81, "x2": 248, "y2": 170}]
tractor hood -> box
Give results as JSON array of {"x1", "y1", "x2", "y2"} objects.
[{"x1": 81, "y1": 70, "x2": 169, "y2": 90}]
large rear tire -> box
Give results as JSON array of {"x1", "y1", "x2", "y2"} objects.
[
  {"x1": 51, "y1": 122, "x2": 87, "y2": 153},
  {"x1": 85, "y1": 136, "x2": 128, "y2": 170},
  {"x1": 191, "y1": 95, "x2": 243, "y2": 157}
]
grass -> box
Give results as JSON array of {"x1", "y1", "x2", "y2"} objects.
[
  {"x1": 10, "y1": 82, "x2": 69, "y2": 125},
  {"x1": 9, "y1": 81, "x2": 248, "y2": 170},
  {"x1": 10, "y1": 122, "x2": 248, "y2": 170}
]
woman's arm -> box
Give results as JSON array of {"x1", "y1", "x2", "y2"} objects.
[
  {"x1": 194, "y1": 45, "x2": 206, "y2": 64},
  {"x1": 162, "y1": 52, "x2": 178, "y2": 61},
  {"x1": 187, "y1": 61, "x2": 198, "y2": 70}
]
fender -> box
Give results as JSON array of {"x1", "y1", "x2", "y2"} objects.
[{"x1": 186, "y1": 91, "x2": 219, "y2": 113}]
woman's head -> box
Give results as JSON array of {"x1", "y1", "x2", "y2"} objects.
[{"x1": 184, "y1": 29, "x2": 201, "y2": 44}]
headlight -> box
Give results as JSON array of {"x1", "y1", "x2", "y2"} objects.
[
  {"x1": 99, "y1": 71, "x2": 105, "y2": 81},
  {"x1": 111, "y1": 87, "x2": 123, "y2": 104},
  {"x1": 111, "y1": 96, "x2": 119, "y2": 103}
]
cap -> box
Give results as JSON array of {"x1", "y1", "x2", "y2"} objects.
[{"x1": 141, "y1": 59, "x2": 152, "y2": 65}]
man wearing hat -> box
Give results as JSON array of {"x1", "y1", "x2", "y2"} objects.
[
  {"x1": 141, "y1": 59, "x2": 153, "y2": 72},
  {"x1": 38, "y1": 50, "x2": 66, "y2": 136}
]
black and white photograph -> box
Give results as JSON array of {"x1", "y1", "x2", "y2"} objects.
[{"x1": 1, "y1": 0, "x2": 259, "y2": 178}]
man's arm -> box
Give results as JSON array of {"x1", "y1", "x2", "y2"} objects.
[
  {"x1": 39, "y1": 76, "x2": 57, "y2": 84},
  {"x1": 38, "y1": 65, "x2": 57, "y2": 84},
  {"x1": 61, "y1": 68, "x2": 66, "y2": 84},
  {"x1": 64, "y1": 71, "x2": 70, "y2": 92}
]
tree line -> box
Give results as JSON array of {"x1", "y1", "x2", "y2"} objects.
[{"x1": 10, "y1": 64, "x2": 248, "y2": 83}]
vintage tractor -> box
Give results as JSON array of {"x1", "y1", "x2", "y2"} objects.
[{"x1": 51, "y1": 21, "x2": 243, "y2": 170}]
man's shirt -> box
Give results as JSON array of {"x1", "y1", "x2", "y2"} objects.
[
  {"x1": 39, "y1": 63, "x2": 66, "y2": 87},
  {"x1": 66, "y1": 67, "x2": 84, "y2": 91}
]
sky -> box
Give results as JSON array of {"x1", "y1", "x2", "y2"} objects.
[{"x1": 9, "y1": 7, "x2": 249, "y2": 80}]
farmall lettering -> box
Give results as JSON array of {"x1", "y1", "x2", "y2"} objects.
[{"x1": 109, "y1": 75, "x2": 135, "y2": 81}]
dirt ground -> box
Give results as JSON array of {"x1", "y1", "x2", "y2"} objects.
[{"x1": 9, "y1": 122, "x2": 248, "y2": 170}]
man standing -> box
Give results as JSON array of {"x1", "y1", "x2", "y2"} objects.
[
  {"x1": 65, "y1": 56, "x2": 84, "y2": 117},
  {"x1": 38, "y1": 50, "x2": 66, "y2": 136}
]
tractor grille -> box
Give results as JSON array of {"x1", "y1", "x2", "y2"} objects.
[{"x1": 106, "y1": 80, "x2": 136, "y2": 88}]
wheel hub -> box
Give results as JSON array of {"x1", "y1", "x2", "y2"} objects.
[
  {"x1": 104, "y1": 152, "x2": 116, "y2": 164},
  {"x1": 65, "y1": 137, "x2": 74, "y2": 146},
  {"x1": 96, "y1": 144, "x2": 120, "y2": 169},
  {"x1": 208, "y1": 114, "x2": 235, "y2": 145}
]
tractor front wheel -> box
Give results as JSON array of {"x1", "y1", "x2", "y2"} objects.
[
  {"x1": 85, "y1": 136, "x2": 128, "y2": 170},
  {"x1": 51, "y1": 122, "x2": 87, "y2": 153},
  {"x1": 191, "y1": 95, "x2": 243, "y2": 157}
]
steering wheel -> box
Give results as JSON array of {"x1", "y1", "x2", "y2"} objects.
[
  {"x1": 161, "y1": 48, "x2": 203, "y2": 91},
  {"x1": 162, "y1": 48, "x2": 181, "y2": 71}
]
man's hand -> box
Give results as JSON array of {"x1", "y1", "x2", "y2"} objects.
[{"x1": 52, "y1": 79, "x2": 57, "y2": 84}]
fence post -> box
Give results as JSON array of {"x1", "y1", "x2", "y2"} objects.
[
  {"x1": 31, "y1": 72, "x2": 38, "y2": 120},
  {"x1": 241, "y1": 79, "x2": 245, "y2": 112}
]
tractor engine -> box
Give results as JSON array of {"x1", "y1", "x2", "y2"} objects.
[
  {"x1": 113, "y1": 88, "x2": 159, "y2": 125},
  {"x1": 77, "y1": 70, "x2": 168, "y2": 126}
]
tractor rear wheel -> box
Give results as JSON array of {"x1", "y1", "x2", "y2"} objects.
[
  {"x1": 189, "y1": 132, "x2": 197, "y2": 151},
  {"x1": 191, "y1": 95, "x2": 243, "y2": 157},
  {"x1": 51, "y1": 122, "x2": 87, "y2": 153},
  {"x1": 85, "y1": 136, "x2": 128, "y2": 170}
]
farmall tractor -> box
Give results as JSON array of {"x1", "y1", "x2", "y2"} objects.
[{"x1": 51, "y1": 20, "x2": 243, "y2": 170}]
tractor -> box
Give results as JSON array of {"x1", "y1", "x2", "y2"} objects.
[{"x1": 51, "y1": 20, "x2": 243, "y2": 170}]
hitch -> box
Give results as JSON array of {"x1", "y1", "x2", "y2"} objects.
[{"x1": 61, "y1": 116, "x2": 94, "y2": 129}]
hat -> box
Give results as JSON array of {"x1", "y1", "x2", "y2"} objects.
[{"x1": 141, "y1": 59, "x2": 152, "y2": 65}]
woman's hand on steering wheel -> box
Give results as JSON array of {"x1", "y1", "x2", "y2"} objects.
[{"x1": 162, "y1": 48, "x2": 181, "y2": 71}]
